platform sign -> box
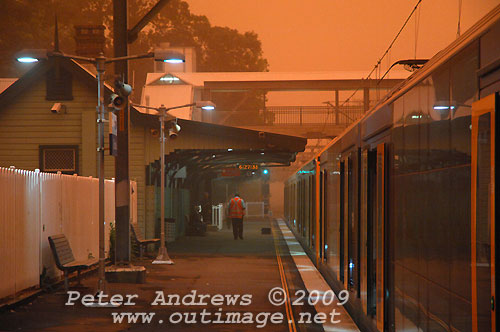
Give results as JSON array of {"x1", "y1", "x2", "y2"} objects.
[
  {"x1": 109, "y1": 112, "x2": 118, "y2": 156},
  {"x1": 221, "y1": 168, "x2": 241, "y2": 177}
]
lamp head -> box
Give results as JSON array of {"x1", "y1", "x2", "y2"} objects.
[
  {"x1": 15, "y1": 49, "x2": 48, "y2": 63},
  {"x1": 153, "y1": 49, "x2": 186, "y2": 63},
  {"x1": 195, "y1": 100, "x2": 216, "y2": 111}
]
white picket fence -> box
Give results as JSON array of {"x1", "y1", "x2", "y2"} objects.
[
  {"x1": 245, "y1": 202, "x2": 265, "y2": 217},
  {"x1": 211, "y1": 204, "x2": 224, "y2": 230},
  {"x1": 0, "y1": 167, "x2": 136, "y2": 300}
]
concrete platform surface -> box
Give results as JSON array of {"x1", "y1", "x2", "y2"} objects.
[{"x1": 0, "y1": 219, "x2": 359, "y2": 332}]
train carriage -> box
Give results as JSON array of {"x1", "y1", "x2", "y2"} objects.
[{"x1": 285, "y1": 5, "x2": 499, "y2": 332}]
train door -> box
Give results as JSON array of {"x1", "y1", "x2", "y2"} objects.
[
  {"x1": 361, "y1": 149, "x2": 372, "y2": 315},
  {"x1": 339, "y1": 160, "x2": 345, "y2": 285},
  {"x1": 471, "y1": 93, "x2": 496, "y2": 332},
  {"x1": 310, "y1": 174, "x2": 316, "y2": 249},
  {"x1": 360, "y1": 149, "x2": 368, "y2": 314},
  {"x1": 321, "y1": 169, "x2": 328, "y2": 263},
  {"x1": 375, "y1": 143, "x2": 388, "y2": 332},
  {"x1": 340, "y1": 153, "x2": 355, "y2": 291},
  {"x1": 361, "y1": 144, "x2": 383, "y2": 325},
  {"x1": 318, "y1": 168, "x2": 324, "y2": 263}
]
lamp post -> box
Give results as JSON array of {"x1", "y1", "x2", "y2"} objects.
[
  {"x1": 17, "y1": 49, "x2": 186, "y2": 292},
  {"x1": 132, "y1": 101, "x2": 215, "y2": 264}
]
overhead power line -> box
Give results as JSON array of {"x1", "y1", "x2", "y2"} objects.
[{"x1": 333, "y1": 0, "x2": 424, "y2": 114}]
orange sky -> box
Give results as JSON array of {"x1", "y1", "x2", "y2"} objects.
[{"x1": 185, "y1": 0, "x2": 498, "y2": 73}]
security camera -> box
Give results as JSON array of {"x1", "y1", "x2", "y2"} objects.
[
  {"x1": 168, "y1": 122, "x2": 181, "y2": 139},
  {"x1": 118, "y1": 83, "x2": 132, "y2": 97},
  {"x1": 114, "y1": 78, "x2": 133, "y2": 97},
  {"x1": 150, "y1": 128, "x2": 159, "y2": 137},
  {"x1": 51, "y1": 103, "x2": 65, "y2": 114},
  {"x1": 168, "y1": 128, "x2": 178, "y2": 139},
  {"x1": 110, "y1": 94, "x2": 125, "y2": 110}
]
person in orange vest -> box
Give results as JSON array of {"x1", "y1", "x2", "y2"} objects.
[{"x1": 228, "y1": 193, "x2": 246, "y2": 240}]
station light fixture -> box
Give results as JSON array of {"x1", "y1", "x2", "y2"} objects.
[
  {"x1": 15, "y1": 49, "x2": 49, "y2": 63},
  {"x1": 433, "y1": 100, "x2": 456, "y2": 111},
  {"x1": 195, "y1": 100, "x2": 216, "y2": 111},
  {"x1": 433, "y1": 105, "x2": 455, "y2": 110},
  {"x1": 153, "y1": 50, "x2": 186, "y2": 63},
  {"x1": 17, "y1": 48, "x2": 186, "y2": 65}
]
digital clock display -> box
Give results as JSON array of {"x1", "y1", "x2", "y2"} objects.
[{"x1": 238, "y1": 164, "x2": 259, "y2": 170}]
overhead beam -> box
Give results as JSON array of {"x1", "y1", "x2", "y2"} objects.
[{"x1": 204, "y1": 78, "x2": 404, "y2": 91}]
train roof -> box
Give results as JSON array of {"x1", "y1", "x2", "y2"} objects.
[{"x1": 288, "y1": 3, "x2": 500, "y2": 181}]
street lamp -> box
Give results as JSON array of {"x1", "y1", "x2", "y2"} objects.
[
  {"x1": 17, "y1": 49, "x2": 186, "y2": 292},
  {"x1": 132, "y1": 101, "x2": 215, "y2": 264}
]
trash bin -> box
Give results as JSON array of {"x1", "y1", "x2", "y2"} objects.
[{"x1": 165, "y1": 218, "x2": 176, "y2": 243}]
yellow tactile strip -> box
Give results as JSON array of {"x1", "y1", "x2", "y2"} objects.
[{"x1": 277, "y1": 219, "x2": 360, "y2": 332}]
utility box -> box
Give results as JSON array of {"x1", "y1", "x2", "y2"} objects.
[{"x1": 165, "y1": 218, "x2": 176, "y2": 243}]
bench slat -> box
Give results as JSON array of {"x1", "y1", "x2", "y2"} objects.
[
  {"x1": 48, "y1": 234, "x2": 76, "y2": 267},
  {"x1": 131, "y1": 223, "x2": 159, "y2": 244},
  {"x1": 64, "y1": 258, "x2": 98, "y2": 268}
]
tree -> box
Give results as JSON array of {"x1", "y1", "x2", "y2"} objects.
[{"x1": 0, "y1": 0, "x2": 268, "y2": 116}]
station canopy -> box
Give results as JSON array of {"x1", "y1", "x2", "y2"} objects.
[{"x1": 131, "y1": 108, "x2": 307, "y2": 180}]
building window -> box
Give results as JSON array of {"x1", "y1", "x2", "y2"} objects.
[
  {"x1": 46, "y1": 65, "x2": 73, "y2": 100},
  {"x1": 39, "y1": 145, "x2": 78, "y2": 174}
]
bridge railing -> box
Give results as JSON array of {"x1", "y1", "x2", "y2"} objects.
[
  {"x1": 204, "y1": 105, "x2": 366, "y2": 127},
  {"x1": 261, "y1": 105, "x2": 365, "y2": 126}
]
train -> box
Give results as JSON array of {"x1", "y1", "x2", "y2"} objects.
[{"x1": 284, "y1": 5, "x2": 499, "y2": 332}]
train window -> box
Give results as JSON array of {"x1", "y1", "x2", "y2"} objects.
[
  {"x1": 480, "y1": 19, "x2": 500, "y2": 66},
  {"x1": 403, "y1": 88, "x2": 421, "y2": 173},
  {"x1": 451, "y1": 41, "x2": 478, "y2": 109},
  {"x1": 479, "y1": 19, "x2": 500, "y2": 92},
  {"x1": 419, "y1": 78, "x2": 432, "y2": 171},
  {"x1": 430, "y1": 65, "x2": 451, "y2": 122},
  {"x1": 392, "y1": 98, "x2": 404, "y2": 175},
  {"x1": 429, "y1": 65, "x2": 452, "y2": 170},
  {"x1": 451, "y1": 42, "x2": 478, "y2": 166}
]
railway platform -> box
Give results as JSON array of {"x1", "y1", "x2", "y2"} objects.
[{"x1": 0, "y1": 218, "x2": 359, "y2": 332}]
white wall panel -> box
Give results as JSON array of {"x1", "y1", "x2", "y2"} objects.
[
  {"x1": 0, "y1": 167, "x2": 135, "y2": 300},
  {"x1": 0, "y1": 168, "x2": 16, "y2": 299}
]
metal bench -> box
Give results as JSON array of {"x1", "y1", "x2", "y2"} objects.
[
  {"x1": 130, "y1": 222, "x2": 160, "y2": 258},
  {"x1": 48, "y1": 234, "x2": 98, "y2": 291}
]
